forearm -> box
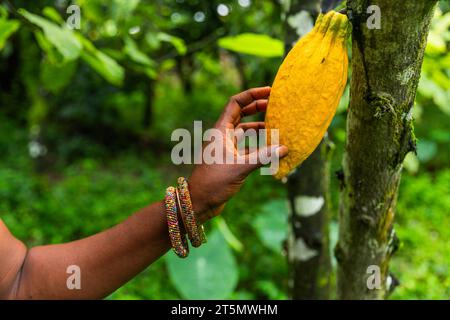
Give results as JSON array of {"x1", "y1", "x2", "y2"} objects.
[{"x1": 12, "y1": 200, "x2": 170, "y2": 299}]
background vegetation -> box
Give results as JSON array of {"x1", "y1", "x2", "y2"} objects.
[{"x1": 0, "y1": 0, "x2": 448, "y2": 299}]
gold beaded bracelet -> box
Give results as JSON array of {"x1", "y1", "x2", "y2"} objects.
[
  {"x1": 177, "y1": 177, "x2": 207, "y2": 247},
  {"x1": 164, "y1": 186, "x2": 189, "y2": 258}
]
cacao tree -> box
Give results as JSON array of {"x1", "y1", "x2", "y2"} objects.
[
  {"x1": 283, "y1": 0, "x2": 333, "y2": 300},
  {"x1": 335, "y1": 0, "x2": 438, "y2": 299}
]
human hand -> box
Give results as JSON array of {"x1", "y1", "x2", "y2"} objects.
[{"x1": 188, "y1": 87, "x2": 288, "y2": 224}]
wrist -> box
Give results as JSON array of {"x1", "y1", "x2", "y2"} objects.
[{"x1": 188, "y1": 184, "x2": 211, "y2": 225}]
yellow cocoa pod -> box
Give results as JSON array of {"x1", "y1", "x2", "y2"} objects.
[{"x1": 266, "y1": 11, "x2": 349, "y2": 179}]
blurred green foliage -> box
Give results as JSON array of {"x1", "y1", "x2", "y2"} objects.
[{"x1": 0, "y1": 0, "x2": 449, "y2": 300}]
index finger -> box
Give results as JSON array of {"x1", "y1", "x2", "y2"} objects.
[{"x1": 219, "y1": 87, "x2": 271, "y2": 126}]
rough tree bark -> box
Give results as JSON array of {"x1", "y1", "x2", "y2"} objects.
[
  {"x1": 283, "y1": 0, "x2": 332, "y2": 300},
  {"x1": 335, "y1": 0, "x2": 437, "y2": 299}
]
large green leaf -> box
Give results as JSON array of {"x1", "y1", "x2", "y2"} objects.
[
  {"x1": 77, "y1": 36, "x2": 124, "y2": 86},
  {"x1": 253, "y1": 199, "x2": 288, "y2": 253},
  {"x1": 0, "y1": 18, "x2": 20, "y2": 50},
  {"x1": 165, "y1": 230, "x2": 238, "y2": 299},
  {"x1": 218, "y1": 33, "x2": 284, "y2": 58},
  {"x1": 19, "y1": 9, "x2": 81, "y2": 61}
]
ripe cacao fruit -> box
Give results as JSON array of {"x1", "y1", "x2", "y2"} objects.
[{"x1": 265, "y1": 11, "x2": 350, "y2": 179}]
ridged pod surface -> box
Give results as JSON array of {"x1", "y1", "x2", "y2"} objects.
[{"x1": 266, "y1": 11, "x2": 350, "y2": 179}]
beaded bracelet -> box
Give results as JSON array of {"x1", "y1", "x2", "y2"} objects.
[
  {"x1": 175, "y1": 187, "x2": 188, "y2": 234},
  {"x1": 164, "y1": 186, "x2": 189, "y2": 258},
  {"x1": 177, "y1": 177, "x2": 207, "y2": 247}
]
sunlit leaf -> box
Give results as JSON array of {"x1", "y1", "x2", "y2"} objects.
[
  {"x1": 403, "y1": 153, "x2": 420, "y2": 174},
  {"x1": 19, "y1": 9, "x2": 81, "y2": 61},
  {"x1": 42, "y1": 7, "x2": 64, "y2": 24},
  {"x1": 426, "y1": 32, "x2": 447, "y2": 54},
  {"x1": 77, "y1": 35, "x2": 124, "y2": 86},
  {"x1": 426, "y1": 10, "x2": 450, "y2": 54},
  {"x1": 124, "y1": 37, "x2": 155, "y2": 67},
  {"x1": 218, "y1": 33, "x2": 284, "y2": 58},
  {"x1": 157, "y1": 32, "x2": 187, "y2": 55},
  {"x1": 165, "y1": 230, "x2": 238, "y2": 299},
  {"x1": 0, "y1": 19, "x2": 20, "y2": 50}
]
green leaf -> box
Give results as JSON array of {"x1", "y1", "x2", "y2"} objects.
[
  {"x1": 40, "y1": 59, "x2": 77, "y2": 93},
  {"x1": 42, "y1": 7, "x2": 64, "y2": 24},
  {"x1": 166, "y1": 230, "x2": 238, "y2": 299},
  {"x1": 143, "y1": 67, "x2": 158, "y2": 79},
  {"x1": 218, "y1": 33, "x2": 284, "y2": 58},
  {"x1": 0, "y1": 19, "x2": 20, "y2": 50},
  {"x1": 124, "y1": 37, "x2": 155, "y2": 67},
  {"x1": 329, "y1": 221, "x2": 339, "y2": 268},
  {"x1": 19, "y1": 9, "x2": 81, "y2": 61},
  {"x1": 403, "y1": 152, "x2": 420, "y2": 174},
  {"x1": 430, "y1": 129, "x2": 450, "y2": 143},
  {"x1": 0, "y1": 6, "x2": 8, "y2": 19},
  {"x1": 214, "y1": 216, "x2": 243, "y2": 252},
  {"x1": 417, "y1": 140, "x2": 438, "y2": 163},
  {"x1": 253, "y1": 199, "x2": 288, "y2": 253},
  {"x1": 418, "y1": 74, "x2": 450, "y2": 115},
  {"x1": 160, "y1": 58, "x2": 176, "y2": 72},
  {"x1": 111, "y1": 0, "x2": 140, "y2": 20},
  {"x1": 145, "y1": 32, "x2": 161, "y2": 50},
  {"x1": 255, "y1": 280, "x2": 287, "y2": 299},
  {"x1": 157, "y1": 32, "x2": 187, "y2": 55},
  {"x1": 34, "y1": 30, "x2": 64, "y2": 64},
  {"x1": 337, "y1": 84, "x2": 350, "y2": 113},
  {"x1": 77, "y1": 35, "x2": 124, "y2": 86}
]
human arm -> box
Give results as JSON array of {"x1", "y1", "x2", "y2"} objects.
[{"x1": 0, "y1": 87, "x2": 287, "y2": 300}]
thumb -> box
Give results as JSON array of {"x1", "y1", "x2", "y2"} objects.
[{"x1": 241, "y1": 144, "x2": 288, "y2": 174}]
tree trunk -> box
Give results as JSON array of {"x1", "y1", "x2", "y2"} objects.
[
  {"x1": 287, "y1": 138, "x2": 333, "y2": 299},
  {"x1": 142, "y1": 79, "x2": 155, "y2": 128},
  {"x1": 336, "y1": 0, "x2": 437, "y2": 299},
  {"x1": 283, "y1": 0, "x2": 332, "y2": 300},
  {"x1": 233, "y1": 53, "x2": 248, "y2": 90},
  {"x1": 176, "y1": 54, "x2": 194, "y2": 94}
]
